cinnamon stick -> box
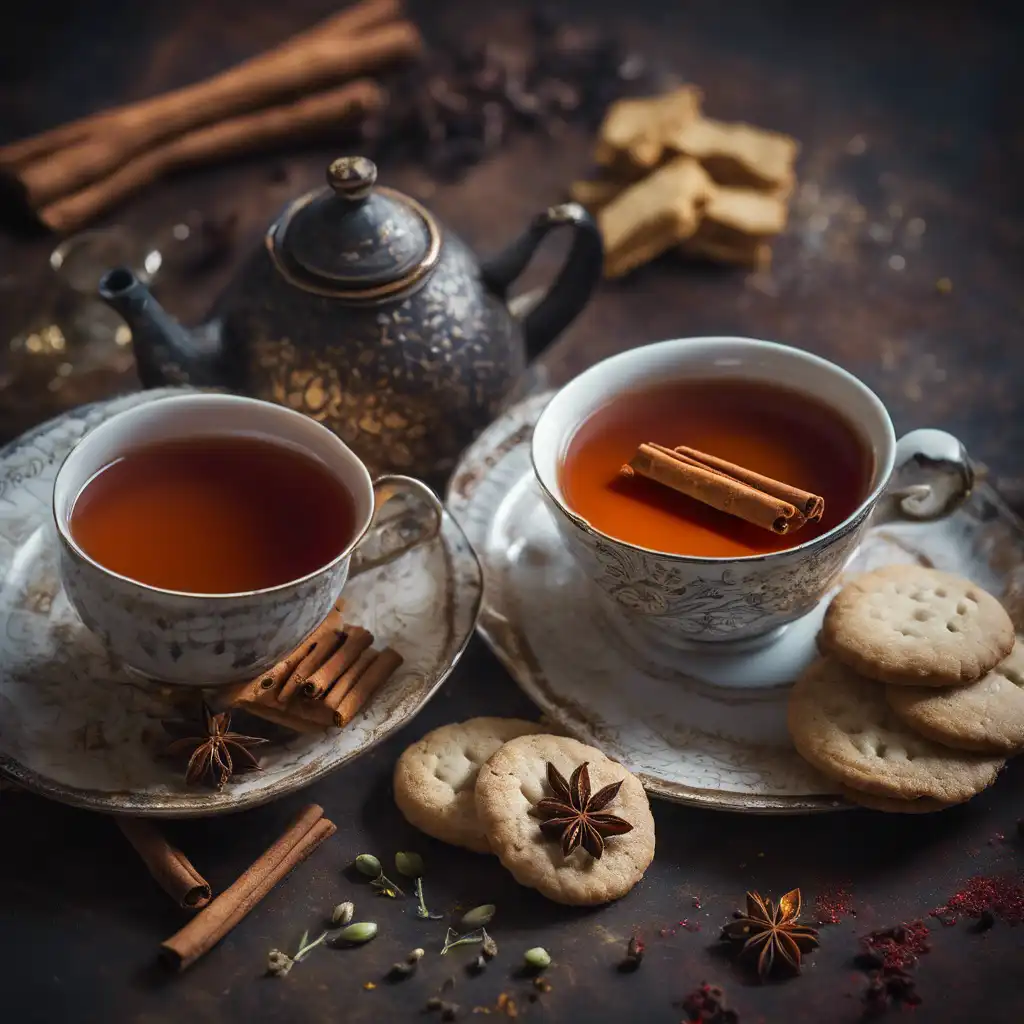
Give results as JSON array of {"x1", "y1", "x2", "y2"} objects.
[
  {"x1": 117, "y1": 818, "x2": 211, "y2": 910},
  {"x1": 276, "y1": 610, "x2": 346, "y2": 704},
  {"x1": 322, "y1": 648, "x2": 379, "y2": 711},
  {"x1": 160, "y1": 804, "x2": 336, "y2": 971},
  {"x1": 673, "y1": 444, "x2": 824, "y2": 519},
  {"x1": 0, "y1": 0, "x2": 404, "y2": 170},
  {"x1": 620, "y1": 442, "x2": 806, "y2": 534},
  {"x1": 303, "y1": 625, "x2": 375, "y2": 698},
  {"x1": 332, "y1": 647, "x2": 403, "y2": 727},
  {"x1": 236, "y1": 695, "x2": 337, "y2": 733},
  {"x1": 40, "y1": 80, "x2": 385, "y2": 235}
]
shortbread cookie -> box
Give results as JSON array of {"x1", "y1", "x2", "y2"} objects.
[
  {"x1": 839, "y1": 785, "x2": 956, "y2": 814},
  {"x1": 394, "y1": 718, "x2": 545, "y2": 853},
  {"x1": 475, "y1": 734, "x2": 655, "y2": 906},
  {"x1": 788, "y1": 658, "x2": 1004, "y2": 802},
  {"x1": 821, "y1": 565, "x2": 1014, "y2": 687},
  {"x1": 886, "y1": 644, "x2": 1024, "y2": 753}
]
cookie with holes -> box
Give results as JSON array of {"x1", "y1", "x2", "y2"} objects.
[
  {"x1": 394, "y1": 718, "x2": 546, "y2": 853},
  {"x1": 787, "y1": 658, "x2": 1004, "y2": 803},
  {"x1": 821, "y1": 565, "x2": 1014, "y2": 687},
  {"x1": 885, "y1": 644, "x2": 1024, "y2": 754}
]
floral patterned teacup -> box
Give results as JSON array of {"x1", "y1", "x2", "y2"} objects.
[
  {"x1": 532, "y1": 337, "x2": 974, "y2": 649},
  {"x1": 52, "y1": 393, "x2": 442, "y2": 686}
]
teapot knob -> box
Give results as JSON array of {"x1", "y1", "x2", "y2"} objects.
[{"x1": 327, "y1": 156, "x2": 378, "y2": 203}]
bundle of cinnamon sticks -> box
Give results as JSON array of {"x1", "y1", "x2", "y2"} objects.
[
  {"x1": 227, "y1": 599, "x2": 403, "y2": 732},
  {"x1": 0, "y1": 0, "x2": 421, "y2": 234}
]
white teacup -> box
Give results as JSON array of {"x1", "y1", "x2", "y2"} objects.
[
  {"x1": 52, "y1": 393, "x2": 441, "y2": 686},
  {"x1": 532, "y1": 337, "x2": 973, "y2": 649}
]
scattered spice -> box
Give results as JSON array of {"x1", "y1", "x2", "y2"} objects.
[
  {"x1": 814, "y1": 885, "x2": 855, "y2": 925},
  {"x1": 481, "y1": 931, "x2": 498, "y2": 959},
  {"x1": 719, "y1": 889, "x2": 819, "y2": 979},
  {"x1": 680, "y1": 983, "x2": 738, "y2": 1024},
  {"x1": 364, "y1": 981, "x2": 377, "y2": 991},
  {"x1": 692, "y1": 896, "x2": 702, "y2": 910},
  {"x1": 367, "y1": 8, "x2": 656, "y2": 183},
  {"x1": 855, "y1": 922, "x2": 930, "y2": 971},
  {"x1": 861, "y1": 967, "x2": 921, "y2": 1016},
  {"x1": 618, "y1": 934, "x2": 644, "y2": 972},
  {"x1": 495, "y1": 992, "x2": 518, "y2": 1018},
  {"x1": 930, "y1": 876, "x2": 1024, "y2": 926},
  {"x1": 534, "y1": 762, "x2": 633, "y2": 859},
  {"x1": 533, "y1": 976, "x2": 552, "y2": 993},
  {"x1": 266, "y1": 949, "x2": 294, "y2": 977},
  {"x1": 163, "y1": 704, "x2": 267, "y2": 789},
  {"x1": 389, "y1": 948, "x2": 425, "y2": 979}
]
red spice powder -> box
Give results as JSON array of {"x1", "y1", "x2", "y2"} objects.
[
  {"x1": 859, "y1": 921, "x2": 931, "y2": 970},
  {"x1": 930, "y1": 875, "x2": 1024, "y2": 926},
  {"x1": 814, "y1": 885, "x2": 855, "y2": 925}
]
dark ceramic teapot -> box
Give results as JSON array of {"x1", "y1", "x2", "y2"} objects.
[{"x1": 98, "y1": 155, "x2": 602, "y2": 478}]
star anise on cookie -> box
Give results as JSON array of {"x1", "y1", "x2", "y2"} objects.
[
  {"x1": 163, "y1": 704, "x2": 267, "y2": 789},
  {"x1": 533, "y1": 761, "x2": 633, "y2": 859},
  {"x1": 719, "y1": 889, "x2": 819, "y2": 979}
]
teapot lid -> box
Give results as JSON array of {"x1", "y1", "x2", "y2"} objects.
[{"x1": 267, "y1": 156, "x2": 441, "y2": 301}]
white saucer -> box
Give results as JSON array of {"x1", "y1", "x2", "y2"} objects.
[
  {"x1": 447, "y1": 392, "x2": 1024, "y2": 814},
  {"x1": 0, "y1": 388, "x2": 483, "y2": 817}
]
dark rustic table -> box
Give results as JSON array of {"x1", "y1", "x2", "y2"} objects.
[{"x1": 2, "y1": 1, "x2": 1023, "y2": 1021}]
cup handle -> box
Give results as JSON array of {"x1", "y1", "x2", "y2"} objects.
[
  {"x1": 872, "y1": 428, "x2": 974, "y2": 525},
  {"x1": 349, "y1": 475, "x2": 443, "y2": 578}
]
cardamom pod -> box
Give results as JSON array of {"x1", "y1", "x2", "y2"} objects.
[
  {"x1": 331, "y1": 901, "x2": 355, "y2": 926},
  {"x1": 354, "y1": 854, "x2": 382, "y2": 878},
  {"x1": 524, "y1": 947, "x2": 551, "y2": 970},
  {"x1": 395, "y1": 851, "x2": 425, "y2": 877},
  {"x1": 459, "y1": 904, "x2": 496, "y2": 930},
  {"x1": 330, "y1": 921, "x2": 378, "y2": 946}
]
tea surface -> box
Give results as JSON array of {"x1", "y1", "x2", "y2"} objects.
[
  {"x1": 559, "y1": 379, "x2": 873, "y2": 558},
  {"x1": 70, "y1": 435, "x2": 356, "y2": 593}
]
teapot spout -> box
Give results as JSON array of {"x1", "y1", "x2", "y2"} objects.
[{"x1": 98, "y1": 267, "x2": 224, "y2": 388}]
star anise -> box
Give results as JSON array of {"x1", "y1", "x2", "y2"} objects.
[
  {"x1": 719, "y1": 889, "x2": 819, "y2": 979},
  {"x1": 533, "y1": 761, "x2": 633, "y2": 859},
  {"x1": 163, "y1": 704, "x2": 268, "y2": 789}
]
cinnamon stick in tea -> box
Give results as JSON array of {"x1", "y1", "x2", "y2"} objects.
[
  {"x1": 620, "y1": 443, "x2": 807, "y2": 534},
  {"x1": 117, "y1": 818, "x2": 211, "y2": 910},
  {"x1": 333, "y1": 647, "x2": 403, "y2": 727},
  {"x1": 673, "y1": 444, "x2": 824, "y2": 519},
  {"x1": 276, "y1": 609, "x2": 346, "y2": 704},
  {"x1": 161, "y1": 804, "x2": 336, "y2": 971},
  {"x1": 303, "y1": 626, "x2": 375, "y2": 698}
]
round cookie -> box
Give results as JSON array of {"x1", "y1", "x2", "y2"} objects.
[
  {"x1": 839, "y1": 785, "x2": 956, "y2": 814},
  {"x1": 821, "y1": 565, "x2": 1014, "y2": 687},
  {"x1": 474, "y1": 734, "x2": 655, "y2": 906},
  {"x1": 394, "y1": 718, "x2": 546, "y2": 853},
  {"x1": 885, "y1": 644, "x2": 1024, "y2": 753},
  {"x1": 787, "y1": 657, "x2": 1004, "y2": 802}
]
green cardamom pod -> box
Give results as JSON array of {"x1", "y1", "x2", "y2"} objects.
[
  {"x1": 395, "y1": 851, "x2": 425, "y2": 878},
  {"x1": 524, "y1": 947, "x2": 551, "y2": 970},
  {"x1": 459, "y1": 904, "x2": 496, "y2": 930},
  {"x1": 354, "y1": 854, "x2": 382, "y2": 878},
  {"x1": 330, "y1": 921, "x2": 378, "y2": 946}
]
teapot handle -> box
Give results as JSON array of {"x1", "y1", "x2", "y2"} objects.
[{"x1": 480, "y1": 203, "x2": 603, "y2": 360}]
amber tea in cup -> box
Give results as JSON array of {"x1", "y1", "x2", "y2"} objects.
[
  {"x1": 69, "y1": 435, "x2": 356, "y2": 593},
  {"x1": 559, "y1": 378, "x2": 873, "y2": 559}
]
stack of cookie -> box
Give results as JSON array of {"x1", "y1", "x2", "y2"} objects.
[
  {"x1": 569, "y1": 84, "x2": 798, "y2": 276},
  {"x1": 788, "y1": 565, "x2": 1020, "y2": 812},
  {"x1": 393, "y1": 719, "x2": 656, "y2": 905}
]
